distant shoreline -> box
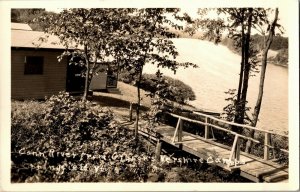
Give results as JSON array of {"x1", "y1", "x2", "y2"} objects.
[{"x1": 269, "y1": 62, "x2": 288, "y2": 68}]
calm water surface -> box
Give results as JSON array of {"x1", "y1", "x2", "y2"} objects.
[{"x1": 144, "y1": 38, "x2": 288, "y2": 134}]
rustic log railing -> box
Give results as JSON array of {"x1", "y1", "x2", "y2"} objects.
[
  {"x1": 129, "y1": 102, "x2": 133, "y2": 121},
  {"x1": 167, "y1": 111, "x2": 288, "y2": 166}
]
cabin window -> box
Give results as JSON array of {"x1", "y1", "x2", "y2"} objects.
[{"x1": 24, "y1": 56, "x2": 44, "y2": 75}]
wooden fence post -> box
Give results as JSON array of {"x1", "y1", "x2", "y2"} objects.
[
  {"x1": 129, "y1": 102, "x2": 133, "y2": 121},
  {"x1": 155, "y1": 139, "x2": 162, "y2": 161},
  {"x1": 228, "y1": 134, "x2": 239, "y2": 167},
  {"x1": 264, "y1": 133, "x2": 271, "y2": 160},
  {"x1": 172, "y1": 118, "x2": 181, "y2": 143},
  {"x1": 205, "y1": 117, "x2": 209, "y2": 139},
  {"x1": 235, "y1": 138, "x2": 240, "y2": 161},
  {"x1": 178, "y1": 118, "x2": 183, "y2": 142}
]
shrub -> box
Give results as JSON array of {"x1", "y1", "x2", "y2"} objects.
[
  {"x1": 119, "y1": 71, "x2": 196, "y2": 104},
  {"x1": 118, "y1": 70, "x2": 135, "y2": 84},
  {"x1": 11, "y1": 100, "x2": 48, "y2": 152},
  {"x1": 43, "y1": 92, "x2": 113, "y2": 144},
  {"x1": 11, "y1": 92, "x2": 166, "y2": 182}
]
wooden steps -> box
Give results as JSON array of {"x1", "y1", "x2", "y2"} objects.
[{"x1": 240, "y1": 161, "x2": 288, "y2": 182}]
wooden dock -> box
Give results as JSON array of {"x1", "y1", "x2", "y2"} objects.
[{"x1": 135, "y1": 111, "x2": 289, "y2": 183}]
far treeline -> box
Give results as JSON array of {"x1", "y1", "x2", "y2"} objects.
[
  {"x1": 11, "y1": 9, "x2": 54, "y2": 31},
  {"x1": 221, "y1": 34, "x2": 288, "y2": 65},
  {"x1": 221, "y1": 34, "x2": 288, "y2": 51}
]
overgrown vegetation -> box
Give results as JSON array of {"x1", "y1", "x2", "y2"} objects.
[
  {"x1": 11, "y1": 93, "x2": 161, "y2": 182},
  {"x1": 119, "y1": 72, "x2": 196, "y2": 104}
]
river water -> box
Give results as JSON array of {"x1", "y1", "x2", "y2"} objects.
[{"x1": 144, "y1": 38, "x2": 288, "y2": 134}]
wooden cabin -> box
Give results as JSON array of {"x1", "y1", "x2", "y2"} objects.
[{"x1": 11, "y1": 23, "x2": 117, "y2": 99}]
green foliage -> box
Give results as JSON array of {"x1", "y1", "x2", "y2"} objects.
[
  {"x1": 36, "y1": 8, "x2": 196, "y2": 131},
  {"x1": 36, "y1": 8, "x2": 196, "y2": 101},
  {"x1": 220, "y1": 37, "x2": 238, "y2": 53},
  {"x1": 223, "y1": 35, "x2": 288, "y2": 51},
  {"x1": 11, "y1": 100, "x2": 48, "y2": 151},
  {"x1": 222, "y1": 89, "x2": 251, "y2": 123},
  {"x1": 11, "y1": 9, "x2": 55, "y2": 31},
  {"x1": 44, "y1": 92, "x2": 113, "y2": 142},
  {"x1": 142, "y1": 73, "x2": 196, "y2": 104},
  {"x1": 36, "y1": 8, "x2": 135, "y2": 99},
  {"x1": 119, "y1": 71, "x2": 196, "y2": 104},
  {"x1": 11, "y1": 92, "x2": 167, "y2": 182},
  {"x1": 11, "y1": 93, "x2": 287, "y2": 182},
  {"x1": 243, "y1": 131, "x2": 288, "y2": 165},
  {"x1": 113, "y1": 8, "x2": 197, "y2": 94},
  {"x1": 11, "y1": 92, "x2": 113, "y2": 152},
  {"x1": 142, "y1": 70, "x2": 175, "y2": 129},
  {"x1": 270, "y1": 36, "x2": 289, "y2": 50},
  {"x1": 251, "y1": 34, "x2": 288, "y2": 51},
  {"x1": 118, "y1": 70, "x2": 135, "y2": 84}
]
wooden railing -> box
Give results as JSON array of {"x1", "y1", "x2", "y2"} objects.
[
  {"x1": 193, "y1": 111, "x2": 289, "y2": 160},
  {"x1": 167, "y1": 111, "x2": 288, "y2": 165}
]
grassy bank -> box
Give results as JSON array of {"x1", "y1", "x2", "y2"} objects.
[{"x1": 92, "y1": 81, "x2": 196, "y2": 118}]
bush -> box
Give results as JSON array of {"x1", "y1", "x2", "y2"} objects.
[
  {"x1": 119, "y1": 71, "x2": 196, "y2": 104},
  {"x1": 11, "y1": 92, "x2": 167, "y2": 182},
  {"x1": 11, "y1": 100, "x2": 48, "y2": 152},
  {"x1": 118, "y1": 70, "x2": 135, "y2": 84},
  {"x1": 43, "y1": 92, "x2": 113, "y2": 144}
]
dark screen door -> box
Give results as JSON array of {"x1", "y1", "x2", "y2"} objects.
[{"x1": 66, "y1": 64, "x2": 85, "y2": 92}]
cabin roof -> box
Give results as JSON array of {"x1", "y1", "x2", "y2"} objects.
[
  {"x1": 11, "y1": 29, "x2": 69, "y2": 50},
  {"x1": 11, "y1": 23, "x2": 114, "y2": 62},
  {"x1": 11, "y1": 22, "x2": 79, "y2": 50}
]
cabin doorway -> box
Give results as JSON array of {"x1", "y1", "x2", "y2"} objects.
[
  {"x1": 66, "y1": 63, "x2": 85, "y2": 93},
  {"x1": 106, "y1": 69, "x2": 118, "y2": 88}
]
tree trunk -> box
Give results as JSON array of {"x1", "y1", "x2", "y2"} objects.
[
  {"x1": 245, "y1": 8, "x2": 279, "y2": 153},
  {"x1": 233, "y1": 9, "x2": 245, "y2": 133},
  {"x1": 134, "y1": 15, "x2": 158, "y2": 140},
  {"x1": 134, "y1": 65, "x2": 143, "y2": 140},
  {"x1": 83, "y1": 44, "x2": 90, "y2": 101},
  {"x1": 236, "y1": 9, "x2": 245, "y2": 105},
  {"x1": 238, "y1": 8, "x2": 253, "y2": 127}
]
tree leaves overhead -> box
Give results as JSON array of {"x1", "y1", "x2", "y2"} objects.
[
  {"x1": 36, "y1": 8, "x2": 197, "y2": 74},
  {"x1": 111, "y1": 8, "x2": 198, "y2": 77}
]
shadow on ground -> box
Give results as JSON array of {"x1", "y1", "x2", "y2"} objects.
[{"x1": 91, "y1": 95, "x2": 149, "y2": 111}]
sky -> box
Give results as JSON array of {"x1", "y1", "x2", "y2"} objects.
[{"x1": 180, "y1": 7, "x2": 290, "y2": 36}]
